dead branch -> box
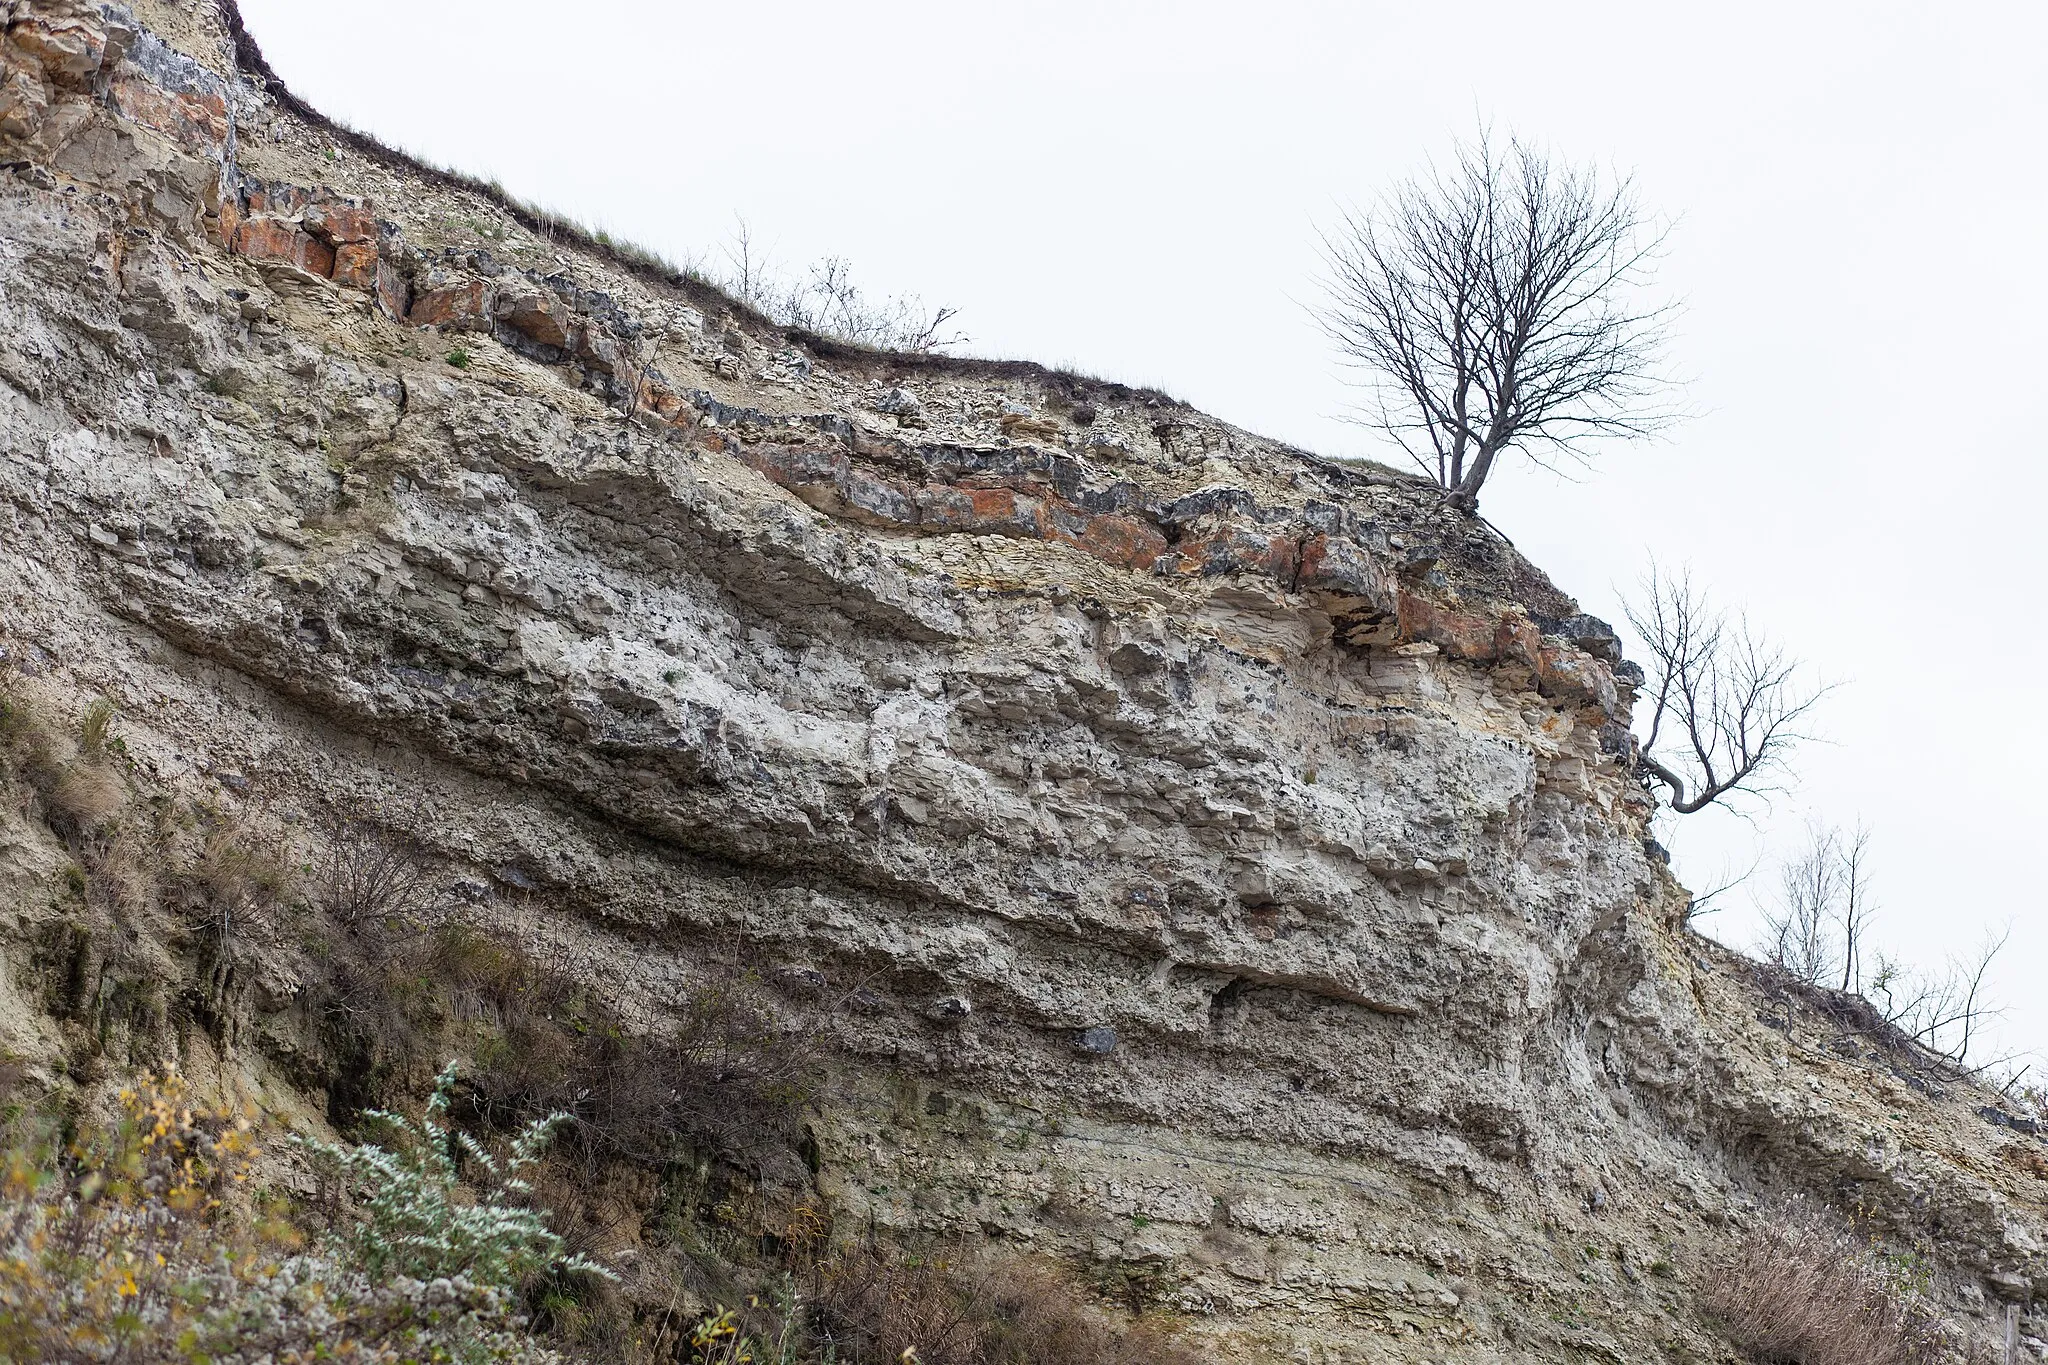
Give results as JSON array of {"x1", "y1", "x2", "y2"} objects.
[
  {"x1": 1626, "y1": 564, "x2": 1829, "y2": 815},
  {"x1": 1837, "y1": 821, "x2": 1875, "y2": 994},
  {"x1": 1681, "y1": 855, "x2": 1759, "y2": 924},
  {"x1": 1764, "y1": 822, "x2": 1841, "y2": 986},
  {"x1": 1870, "y1": 929, "x2": 2010, "y2": 1067}
]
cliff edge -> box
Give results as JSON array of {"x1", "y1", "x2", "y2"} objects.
[{"x1": 1, "y1": 3, "x2": 2043, "y2": 1360}]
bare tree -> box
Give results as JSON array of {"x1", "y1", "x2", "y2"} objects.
[
  {"x1": 782, "y1": 256, "x2": 965, "y2": 353},
  {"x1": 1625, "y1": 565, "x2": 1829, "y2": 815},
  {"x1": 720, "y1": 213, "x2": 770, "y2": 308},
  {"x1": 1753, "y1": 818, "x2": 2008, "y2": 1067},
  {"x1": 1318, "y1": 127, "x2": 1676, "y2": 511},
  {"x1": 1760, "y1": 821, "x2": 1877, "y2": 992},
  {"x1": 1837, "y1": 822, "x2": 1875, "y2": 994},
  {"x1": 1870, "y1": 929, "x2": 2010, "y2": 1066},
  {"x1": 1764, "y1": 824, "x2": 1840, "y2": 985},
  {"x1": 715, "y1": 217, "x2": 966, "y2": 354}
]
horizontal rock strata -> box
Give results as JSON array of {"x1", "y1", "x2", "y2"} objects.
[{"x1": 0, "y1": 4, "x2": 2043, "y2": 1360}]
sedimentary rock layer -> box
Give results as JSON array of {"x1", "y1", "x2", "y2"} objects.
[{"x1": 1, "y1": 4, "x2": 2044, "y2": 1359}]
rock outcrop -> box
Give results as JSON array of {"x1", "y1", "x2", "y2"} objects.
[{"x1": 1, "y1": 4, "x2": 2044, "y2": 1360}]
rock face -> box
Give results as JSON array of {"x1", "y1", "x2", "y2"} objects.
[{"x1": 1, "y1": 4, "x2": 2045, "y2": 1360}]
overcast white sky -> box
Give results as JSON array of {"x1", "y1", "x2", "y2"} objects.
[{"x1": 237, "y1": 0, "x2": 2048, "y2": 1064}]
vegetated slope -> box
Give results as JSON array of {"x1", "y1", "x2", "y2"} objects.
[{"x1": 0, "y1": 2, "x2": 2044, "y2": 1360}]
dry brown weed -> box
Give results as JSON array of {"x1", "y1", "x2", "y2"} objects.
[
  {"x1": 1701, "y1": 1199, "x2": 1945, "y2": 1365},
  {"x1": 46, "y1": 760, "x2": 126, "y2": 833},
  {"x1": 811, "y1": 1243, "x2": 1201, "y2": 1365}
]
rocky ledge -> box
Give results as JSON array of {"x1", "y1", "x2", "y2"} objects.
[{"x1": 1, "y1": 4, "x2": 2044, "y2": 1361}]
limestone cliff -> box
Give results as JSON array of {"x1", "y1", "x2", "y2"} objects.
[{"x1": 1, "y1": 3, "x2": 2044, "y2": 1360}]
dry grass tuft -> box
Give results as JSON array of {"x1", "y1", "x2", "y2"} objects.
[
  {"x1": 810, "y1": 1243, "x2": 1201, "y2": 1365},
  {"x1": 0, "y1": 686, "x2": 135, "y2": 838},
  {"x1": 192, "y1": 822, "x2": 296, "y2": 914},
  {"x1": 45, "y1": 760, "x2": 126, "y2": 834},
  {"x1": 77, "y1": 697, "x2": 115, "y2": 758},
  {"x1": 1701, "y1": 1199, "x2": 1945, "y2": 1365},
  {"x1": 0, "y1": 680, "x2": 59, "y2": 811},
  {"x1": 84, "y1": 827, "x2": 161, "y2": 922}
]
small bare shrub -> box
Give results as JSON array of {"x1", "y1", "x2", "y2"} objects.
[
  {"x1": 314, "y1": 817, "x2": 445, "y2": 932},
  {"x1": 305, "y1": 913, "x2": 816, "y2": 1181},
  {"x1": 715, "y1": 218, "x2": 966, "y2": 354},
  {"x1": 466, "y1": 953, "x2": 816, "y2": 1171},
  {"x1": 809, "y1": 1247, "x2": 1005, "y2": 1365},
  {"x1": 1701, "y1": 1200, "x2": 1945, "y2": 1365},
  {"x1": 808, "y1": 1243, "x2": 1201, "y2": 1365}
]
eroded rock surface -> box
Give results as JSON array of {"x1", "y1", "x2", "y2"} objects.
[{"x1": 1, "y1": 4, "x2": 2045, "y2": 1360}]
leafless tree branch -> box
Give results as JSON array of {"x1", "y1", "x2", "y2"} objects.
[
  {"x1": 1681, "y1": 855, "x2": 1760, "y2": 925},
  {"x1": 1762, "y1": 821, "x2": 1841, "y2": 986},
  {"x1": 716, "y1": 218, "x2": 966, "y2": 354},
  {"x1": 1625, "y1": 563, "x2": 1830, "y2": 816},
  {"x1": 1869, "y1": 928, "x2": 2010, "y2": 1066}
]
